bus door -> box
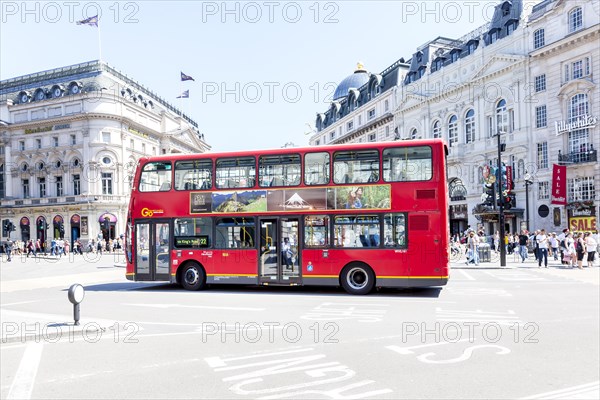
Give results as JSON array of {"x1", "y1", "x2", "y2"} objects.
[
  {"x1": 135, "y1": 220, "x2": 171, "y2": 281},
  {"x1": 258, "y1": 217, "x2": 301, "y2": 285}
]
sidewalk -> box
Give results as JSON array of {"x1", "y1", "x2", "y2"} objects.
[{"x1": 452, "y1": 252, "x2": 600, "y2": 285}]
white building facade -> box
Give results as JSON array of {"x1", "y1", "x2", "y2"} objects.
[
  {"x1": 0, "y1": 60, "x2": 210, "y2": 249},
  {"x1": 309, "y1": 0, "x2": 599, "y2": 236},
  {"x1": 527, "y1": 0, "x2": 599, "y2": 235}
]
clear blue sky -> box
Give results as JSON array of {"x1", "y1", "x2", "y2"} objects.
[{"x1": 1, "y1": 1, "x2": 498, "y2": 151}]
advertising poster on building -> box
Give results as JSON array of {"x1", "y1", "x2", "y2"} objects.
[
  {"x1": 551, "y1": 164, "x2": 567, "y2": 205},
  {"x1": 568, "y1": 207, "x2": 597, "y2": 233},
  {"x1": 80, "y1": 216, "x2": 88, "y2": 236}
]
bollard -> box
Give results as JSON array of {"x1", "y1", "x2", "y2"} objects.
[{"x1": 67, "y1": 284, "x2": 85, "y2": 326}]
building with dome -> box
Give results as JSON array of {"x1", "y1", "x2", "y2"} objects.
[
  {"x1": 309, "y1": 61, "x2": 409, "y2": 146},
  {"x1": 0, "y1": 60, "x2": 210, "y2": 249}
]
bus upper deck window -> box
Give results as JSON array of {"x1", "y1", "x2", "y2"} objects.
[{"x1": 139, "y1": 162, "x2": 172, "y2": 192}]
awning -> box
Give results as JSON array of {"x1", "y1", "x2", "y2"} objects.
[{"x1": 99, "y1": 213, "x2": 117, "y2": 223}]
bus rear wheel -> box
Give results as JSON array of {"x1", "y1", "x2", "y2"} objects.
[
  {"x1": 341, "y1": 263, "x2": 374, "y2": 295},
  {"x1": 180, "y1": 262, "x2": 207, "y2": 291}
]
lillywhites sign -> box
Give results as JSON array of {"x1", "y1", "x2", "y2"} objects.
[
  {"x1": 555, "y1": 114, "x2": 597, "y2": 136},
  {"x1": 24, "y1": 124, "x2": 71, "y2": 134}
]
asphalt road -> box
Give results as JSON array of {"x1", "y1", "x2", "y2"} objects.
[{"x1": 1, "y1": 252, "x2": 598, "y2": 399}]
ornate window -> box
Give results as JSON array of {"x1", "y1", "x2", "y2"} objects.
[
  {"x1": 533, "y1": 29, "x2": 545, "y2": 49},
  {"x1": 102, "y1": 173, "x2": 113, "y2": 195},
  {"x1": 567, "y1": 93, "x2": 590, "y2": 158},
  {"x1": 432, "y1": 121, "x2": 441, "y2": 139},
  {"x1": 409, "y1": 128, "x2": 417, "y2": 140},
  {"x1": 534, "y1": 75, "x2": 546, "y2": 92},
  {"x1": 496, "y1": 99, "x2": 508, "y2": 134},
  {"x1": 537, "y1": 142, "x2": 548, "y2": 169},
  {"x1": 568, "y1": 7, "x2": 583, "y2": 33},
  {"x1": 448, "y1": 115, "x2": 458, "y2": 146},
  {"x1": 568, "y1": 177, "x2": 595, "y2": 202},
  {"x1": 538, "y1": 182, "x2": 549, "y2": 200},
  {"x1": 535, "y1": 105, "x2": 547, "y2": 128},
  {"x1": 449, "y1": 178, "x2": 467, "y2": 201},
  {"x1": 464, "y1": 109, "x2": 475, "y2": 143}
]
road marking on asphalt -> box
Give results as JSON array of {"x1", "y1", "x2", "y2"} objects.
[
  {"x1": 446, "y1": 288, "x2": 512, "y2": 297},
  {"x1": 1, "y1": 301, "x2": 43, "y2": 307},
  {"x1": 483, "y1": 270, "x2": 546, "y2": 281},
  {"x1": 6, "y1": 342, "x2": 43, "y2": 400},
  {"x1": 387, "y1": 338, "x2": 471, "y2": 355},
  {"x1": 522, "y1": 380, "x2": 599, "y2": 399},
  {"x1": 124, "y1": 303, "x2": 265, "y2": 311},
  {"x1": 204, "y1": 347, "x2": 393, "y2": 398},
  {"x1": 436, "y1": 307, "x2": 522, "y2": 326},
  {"x1": 456, "y1": 270, "x2": 476, "y2": 281},
  {"x1": 300, "y1": 302, "x2": 388, "y2": 323}
]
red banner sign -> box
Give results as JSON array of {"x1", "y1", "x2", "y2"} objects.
[{"x1": 551, "y1": 164, "x2": 567, "y2": 205}]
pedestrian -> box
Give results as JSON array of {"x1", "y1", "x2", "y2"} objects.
[
  {"x1": 584, "y1": 232, "x2": 597, "y2": 268},
  {"x1": 536, "y1": 229, "x2": 549, "y2": 268},
  {"x1": 5, "y1": 239, "x2": 13, "y2": 262},
  {"x1": 530, "y1": 230, "x2": 540, "y2": 262},
  {"x1": 493, "y1": 231, "x2": 500, "y2": 254},
  {"x1": 575, "y1": 232, "x2": 586, "y2": 269},
  {"x1": 549, "y1": 233, "x2": 559, "y2": 261},
  {"x1": 565, "y1": 232, "x2": 577, "y2": 268},
  {"x1": 557, "y1": 228, "x2": 569, "y2": 265},
  {"x1": 518, "y1": 230, "x2": 529, "y2": 263},
  {"x1": 282, "y1": 238, "x2": 293, "y2": 271},
  {"x1": 465, "y1": 231, "x2": 480, "y2": 266}
]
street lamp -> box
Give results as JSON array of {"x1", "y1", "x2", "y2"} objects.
[
  {"x1": 524, "y1": 173, "x2": 533, "y2": 232},
  {"x1": 496, "y1": 131, "x2": 506, "y2": 267}
]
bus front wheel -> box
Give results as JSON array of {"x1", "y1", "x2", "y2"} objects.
[
  {"x1": 181, "y1": 262, "x2": 207, "y2": 291},
  {"x1": 340, "y1": 263, "x2": 374, "y2": 295}
]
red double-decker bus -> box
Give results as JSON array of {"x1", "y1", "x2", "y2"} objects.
[{"x1": 125, "y1": 139, "x2": 449, "y2": 294}]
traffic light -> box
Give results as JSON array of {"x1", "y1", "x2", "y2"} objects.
[
  {"x1": 103, "y1": 217, "x2": 110, "y2": 231},
  {"x1": 504, "y1": 195, "x2": 512, "y2": 210},
  {"x1": 38, "y1": 220, "x2": 44, "y2": 230},
  {"x1": 59, "y1": 222, "x2": 65, "y2": 237},
  {"x1": 8, "y1": 221, "x2": 15, "y2": 232},
  {"x1": 2, "y1": 219, "x2": 9, "y2": 236}
]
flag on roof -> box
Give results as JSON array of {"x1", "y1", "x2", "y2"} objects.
[
  {"x1": 176, "y1": 90, "x2": 189, "y2": 98},
  {"x1": 181, "y1": 72, "x2": 195, "y2": 81},
  {"x1": 76, "y1": 15, "x2": 98, "y2": 27}
]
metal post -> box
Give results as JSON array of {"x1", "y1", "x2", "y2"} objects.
[
  {"x1": 74, "y1": 303, "x2": 80, "y2": 326},
  {"x1": 525, "y1": 181, "x2": 530, "y2": 232},
  {"x1": 497, "y1": 132, "x2": 506, "y2": 267},
  {"x1": 524, "y1": 173, "x2": 533, "y2": 233}
]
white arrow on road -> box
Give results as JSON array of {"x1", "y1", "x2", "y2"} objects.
[{"x1": 124, "y1": 303, "x2": 265, "y2": 311}]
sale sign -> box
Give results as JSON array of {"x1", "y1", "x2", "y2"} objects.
[
  {"x1": 551, "y1": 164, "x2": 567, "y2": 205},
  {"x1": 569, "y1": 207, "x2": 598, "y2": 232},
  {"x1": 569, "y1": 217, "x2": 597, "y2": 233}
]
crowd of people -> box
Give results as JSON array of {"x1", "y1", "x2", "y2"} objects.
[
  {"x1": 2, "y1": 237, "x2": 123, "y2": 260},
  {"x1": 453, "y1": 228, "x2": 599, "y2": 268}
]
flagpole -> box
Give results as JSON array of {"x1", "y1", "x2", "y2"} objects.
[
  {"x1": 179, "y1": 77, "x2": 182, "y2": 121},
  {"x1": 97, "y1": 17, "x2": 102, "y2": 62}
]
